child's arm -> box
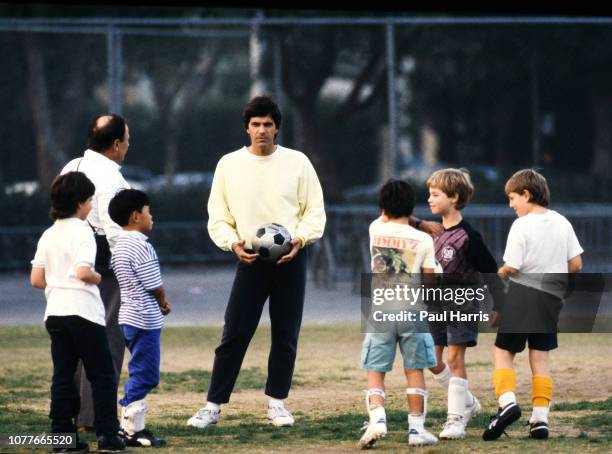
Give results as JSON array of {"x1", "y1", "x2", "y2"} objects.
[
  {"x1": 151, "y1": 287, "x2": 171, "y2": 315},
  {"x1": 76, "y1": 266, "x2": 102, "y2": 285},
  {"x1": 568, "y1": 255, "x2": 582, "y2": 273},
  {"x1": 30, "y1": 267, "x2": 47, "y2": 289},
  {"x1": 498, "y1": 264, "x2": 519, "y2": 279}
]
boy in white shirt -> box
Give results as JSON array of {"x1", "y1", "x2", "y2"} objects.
[
  {"x1": 358, "y1": 179, "x2": 438, "y2": 449},
  {"x1": 30, "y1": 171, "x2": 125, "y2": 453},
  {"x1": 483, "y1": 169, "x2": 583, "y2": 441}
]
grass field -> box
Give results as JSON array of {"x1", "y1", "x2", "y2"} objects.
[{"x1": 1, "y1": 324, "x2": 611, "y2": 453}]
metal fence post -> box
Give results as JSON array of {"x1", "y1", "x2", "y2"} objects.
[
  {"x1": 273, "y1": 31, "x2": 283, "y2": 144},
  {"x1": 106, "y1": 25, "x2": 123, "y2": 115},
  {"x1": 386, "y1": 22, "x2": 398, "y2": 177}
]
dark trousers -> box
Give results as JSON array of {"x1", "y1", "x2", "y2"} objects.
[
  {"x1": 75, "y1": 271, "x2": 125, "y2": 427},
  {"x1": 45, "y1": 315, "x2": 119, "y2": 437},
  {"x1": 207, "y1": 250, "x2": 307, "y2": 404}
]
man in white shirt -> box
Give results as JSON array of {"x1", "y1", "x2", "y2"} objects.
[{"x1": 61, "y1": 114, "x2": 131, "y2": 429}]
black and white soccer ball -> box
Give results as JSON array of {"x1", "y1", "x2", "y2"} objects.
[{"x1": 252, "y1": 223, "x2": 292, "y2": 262}]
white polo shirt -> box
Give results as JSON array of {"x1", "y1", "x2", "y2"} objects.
[
  {"x1": 61, "y1": 149, "x2": 130, "y2": 250},
  {"x1": 31, "y1": 218, "x2": 106, "y2": 326}
]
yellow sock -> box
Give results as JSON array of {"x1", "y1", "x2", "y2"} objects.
[
  {"x1": 493, "y1": 368, "x2": 516, "y2": 398},
  {"x1": 532, "y1": 375, "x2": 553, "y2": 407}
]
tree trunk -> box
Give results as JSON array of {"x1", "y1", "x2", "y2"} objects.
[
  {"x1": 491, "y1": 93, "x2": 513, "y2": 169},
  {"x1": 20, "y1": 33, "x2": 62, "y2": 189},
  {"x1": 293, "y1": 100, "x2": 339, "y2": 201},
  {"x1": 590, "y1": 92, "x2": 612, "y2": 177}
]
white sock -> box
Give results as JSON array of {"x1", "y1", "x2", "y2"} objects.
[
  {"x1": 268, "y1": 397, "x2": 284, "y2": 408},
  {"x1": 433, "y1": 363, "x2": 451, "y2": 389},
  {"x1": 498, "y1": 391, "x2": 517, "y2": 409},
  {"x1": 448, "y1": 377, "x2": 468, "y2": 418},
  {"x1": 465, "y1": 389, "x2": 476, "y2": 407},
  {"x1": 408, "y1": 413, "x2": 425, "y2": 431},
  {"x1": 369, "y1": 406, "x2": 386, "y2": 424},
  {"x1": 530, "y1": 406, "x2": 549, "y2": 424},
  {"x1": 205, "y1": 402, "x2": 220, "y2": 412}
]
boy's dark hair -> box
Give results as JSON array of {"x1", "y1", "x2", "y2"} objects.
[
  {"x1": 49, "y1": 171, "x2": 95, "y2": 220},
  {"x1": 242, "y1": 95, "x2": 282, "y2": 132},
  {"x1": 378, "y1": 179, "x2": 415, "y2": 218},
  {"x1": 504, "y1": 168, "x2": 550, "y2": 207},
  {"x1": 88, "y1": 114, "x2": 126, "y2": 152},
  {"x1": 108, "y1": 189, "x2": 150, "y2": 227}
]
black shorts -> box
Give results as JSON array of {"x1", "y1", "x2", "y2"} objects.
[
  {"x1": 429, "y1": 317, "x2": 478, "y2": 347},
  {"x1": 498, "y1": 281, "x2": 562, "y2": 333},
  {"x1": 495, "y1": 332, "x2": 558, "y2": 353}
]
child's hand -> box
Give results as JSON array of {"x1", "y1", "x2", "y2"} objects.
[
  {"x1": 489, "y1": 310, "x2": 500, "y2": 328},
  {"x1": 160, "y1": 300, "x2": 171, "y2": 315}
]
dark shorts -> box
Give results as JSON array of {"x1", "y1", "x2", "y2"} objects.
[
  {"x1": 428, "y1": 317, "x2": 478, "y2": 347},
  {"x1": 495, "y1": 332, "x2": 558, "y2": 353},
  {"x1": 495, "y1": 281, "x2": 561, "y2": 353}
]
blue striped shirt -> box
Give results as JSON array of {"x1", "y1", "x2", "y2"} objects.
[{"x1": 112, "y1": 230, "x2": 164, "y2": 330}]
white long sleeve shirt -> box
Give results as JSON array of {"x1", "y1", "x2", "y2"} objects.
[
  {"x1": 207, "y1": 145, "x2": 326, "y2": 251},
  {"x1": 61, "y1": 149, "x2": 130, "y2": 250}
]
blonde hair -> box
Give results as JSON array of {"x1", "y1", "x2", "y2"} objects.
[
  {"x1": 426, "y1": 168, "x2": 474, "y2": 210},
  {"x1": 504, "y1": 169, "x2": 550, "y2": 207}
]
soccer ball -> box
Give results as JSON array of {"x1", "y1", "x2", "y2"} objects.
[{"x1": 252, "y1": 223, "x2": 292, "y2": 262}]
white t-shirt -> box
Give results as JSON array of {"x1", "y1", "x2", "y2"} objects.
[
  {"x1": 31, "y1": 218, "x2": 105, "y2": 326},
  {"x1": 369, "y1": 217, "x2": 436, "y2": 274},
  {"x1": 503, "y1": 209, "x2": 583, "y2": 295}
]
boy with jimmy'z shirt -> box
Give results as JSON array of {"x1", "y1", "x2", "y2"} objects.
[
  {"x1": 358, "y1": 179, "x2": 439, "y2": 449},
  {"x1": 30, "y1": 171, "x2": 126, "y2": 453},
  {"x1": 426, "y1": 168, "x2": 505, "y2": 440},
  {"x1": 483, "y1": 169, "x2": 583, "y2": 441},
  {"x1": 109, "y1": 189, "x2": 171, "y2": 448}
]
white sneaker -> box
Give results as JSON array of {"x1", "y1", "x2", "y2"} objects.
[
  {"x1": 464, "y1": 395, "x2": 482, "y2": 425},
  {"x1": 408, "y1": 428, "x2": 438, "y2": 446},
  {"x1": 267, "y1": 405, "x2": 295, "y2": 427},
  {"x1": 439, "y1": 414, "x2": 466, "y2": 439},
  {"x1": 186, "y1": 407, "x2": 220, "y2": 429},
  {"x1": 357, "y1": 415, "x2": 387, "y2": 449}
]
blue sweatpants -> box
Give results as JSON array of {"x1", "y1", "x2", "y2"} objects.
[{"x1": 118, "y1": 325, "x2": 161, "y2": 407}]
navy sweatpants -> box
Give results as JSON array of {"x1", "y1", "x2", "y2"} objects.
[{"x1": 206, "y1": 250, "x2": 307, "y2": 404}]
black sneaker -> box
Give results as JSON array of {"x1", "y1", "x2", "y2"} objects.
[
  {"x1": 482, "y1": 402, "x2": 522, "y2": 441},
  {"x1": 121, "y1": 428, "x2": 167, "y2": 447},
  {"x1": 97, "y1": 433, "x2": 126, "y2": 452},
  {"x1": 52, "y1": 437, "x2": 89, "y2": 453},
  {"x1": 528, "y1": 421, "x2": 549, "y2": 439}
]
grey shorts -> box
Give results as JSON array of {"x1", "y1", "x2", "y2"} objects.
[{"x1": 361, "y1": 331, "x2": 437, "y2": 372}]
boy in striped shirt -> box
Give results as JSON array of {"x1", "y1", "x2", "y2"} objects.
[{"x1": 108, "y1": 189, "x2": 171, "y2": 447}]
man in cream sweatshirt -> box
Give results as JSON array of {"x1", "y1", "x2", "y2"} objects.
[{"x1": 187, "y1": 95, "x2": 326, "y2": 428}]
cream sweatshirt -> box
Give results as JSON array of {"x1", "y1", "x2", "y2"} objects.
[{"x1": 207, "y1": 145, "x2": 326, "y2": 251}]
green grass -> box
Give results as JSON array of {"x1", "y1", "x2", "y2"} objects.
[
  {"x1": 552, "y1": 397, "x2": 612, "y2": 412},
  {"x1": 1, "y1": 325, "x2": 611, "y2": 453}
]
